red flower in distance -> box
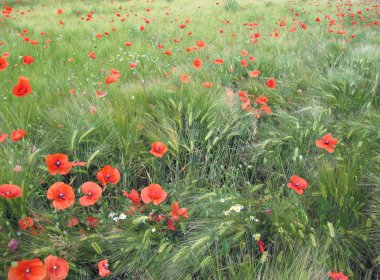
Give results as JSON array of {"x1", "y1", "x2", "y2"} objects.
[
  {"x1": 193, "y1": 58, "x2": 203, "y2": 69},
  {"x1": 0, "y1": 56, "x2": 8, "y2": 71},
  {"x1": 22, "y1": 56, "x2": 34, "y2": 64},
  {"x1": 13, "y1": 77, "x2": 32, "y2": 97},
  {"x1": 18, "y1": 217, "x2": 34, "y2": 230},
  {"x1": 328, "y1": 272, "x2": 349, "y2": 280},
  {"x1": 265, "y1": 77, "x2": 276, "y2": 89}
]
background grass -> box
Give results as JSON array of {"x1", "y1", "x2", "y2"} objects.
[{"x1": 0, "y1": 0, "x2": 379, "y2": 279}]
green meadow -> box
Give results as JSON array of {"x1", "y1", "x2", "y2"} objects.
[{"x1": 0, "y1": 0, "x2": 379, "y2": 279}]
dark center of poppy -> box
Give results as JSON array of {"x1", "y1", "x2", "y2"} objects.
[
  {"x1": 56, "y1": 161, "x2": 61, "y2": 167},
  {"x1": 5, "y1": 191, "x2": 10, "y2": 195},
  {"x1": 325, "y1": 141, "x2": 329, "y2": 145},
  {"x1": 295, "y1": 182, "x2": 300, "y2": 187},
  {"x1": 53, "y1": 265, "x2": 58, "y2": 270},
  {"x1": 106, "y1": 174, "x2": 110, "y2": 179},
  {"x1": 87, "y1": 192, "x2": 92, "y2": 196},
  {"x1": 58, "y1": 193, "x2": 65, "y2": 199},
  {"x1": 25, "y1": 268, "x2": 30, "y2": 274}
]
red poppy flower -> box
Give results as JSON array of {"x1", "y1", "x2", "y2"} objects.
[
  {"x1": 123, "y1": 188, "x2": 141, "y2": 206},
  {"x1": 164, "y1": 49, "x2": 172, "y2": 56},
  {"x1": 316, "y1": 133, "x2": 338, "y2": 153},
  {"x1": 256, "y1": 241, "x2": 265, "y2": 253},
  {"x1": 287, "y1": 175, "x2": 308, "y2": 195},
  {"x1": 10, "y1": 129, "x2": 27, "y2": 142},
  {"x1": 45, "y1": 153, "x2": 73, "y2": 175},
  {"x1": 193, "y1": 58, "x2": 203, "y2": 69},
  {"x1": 149, "y1": 142, "x2": 168, "y2": 158},
  {"x1": 202, "y1": 82, "x2": 213, "y2": 88},
  {"x1": 170, "y1": 202, "x2": 189, "y2": 218},
  {"x1": 124, "y1": 41, "x2": 133, "y2": 46},
  {"x1": 328, "y1": 272, "x2": 349, "y2": 280},
  {"x1": 105, "y1": 74, "x2": 118, "y2": 84},
  {"x1": 19, "y1": 217, "x2": 34, "y2": 230},
  {"x1": 180, "y1": 74, "x2": 191, "y2": 83},
  {"x1": 13, "y1": 77, "x2": 32, "y2": 97},
  {"x1": 46, "y1": 182, "x2": 75, "y2": 210},
  {"x1": 22, "y1": 56, "x2": 34, "y2": 64},
  {"x1": 8, "y1": 259, "x2": 47, "y2": 280},
  {"x1": 0, "y1": 133, "x2": 8, "y2": 143},
  {"x1": 265, "y1": 77, "x2": 276, "y2": 89},
  {"x1": 213, "y1": 58, "x2": 224, "y2": 64},
  {"x1": 195, "y1": 40, "x2": 206, "y2": 48},
  {"x1": 88, "y1": 52, "x2": 96, "y2": 59},
  {"x1": 85, "y1": 216, "x2": 99, "y2": 227},
  {"x1": 79, "y1": 182, "x2": 102, "y2": 206},
  {"x1": 0, "y1": 184, "x2": 23, "y2": 199},
  {"x1": 96, "y1": 165, "x2": 120, "y2": 186},
  {"x1": 241, "y1": 60, "x2": 247, "y2": 67},
  {"x1": 98, "y1": 259, "x2": 111, "y2": 278},
  {"x1": 248, "y1": 70, "x2": 261, "y2": 77},
  {"x1": 44, "y1": 255, "x2": 69, "y2": 280},
  {"x1": 141, "y1": 184, "x2": 167, "y2": 205},
  {"x1": 0, "y1": 56, "x2": 8, "y2": 71},
  {"x1": 66, "y1": 217, "x2": 79, "y2": 227}
]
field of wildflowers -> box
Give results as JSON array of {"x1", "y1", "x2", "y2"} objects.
[{"x1": 1, "y1": 0, "x2": 379, "y2": 279}]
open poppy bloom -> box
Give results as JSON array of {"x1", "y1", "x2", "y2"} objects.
[
  {"x1": 149, "y1": 142, "x2": 168, "y2": 158},
  {"x1": 22, "y1": 56, "x2": 34, "y2": 64},
  {"x1": 141, "y1": 184, "x2": 167, "y2": 205},
  {"x1": 0, "y1": 184, "x2": 23, "y2": 199},
  {"x1": 96, "y1": 165, "x2": 120, "y2": 186},
  {"x1": 46, "y1": 182, "x2": 75, "y2": 210},
  {"x1": 287, "y1": 175, "x2": 308, "y2": 195},
  {"x1": 316, "y1": 133, "x2": 338, "y2": 153},
  {"x1": 202, "y1": 82, "x2": 213, "y2": 88},
  {"x1": 180, "y1": 74, "x2": 191, "y2": 83},
  {"x1": 123, "y1": 188, "x2": 141, "y2": 206},
  {"x1": 88, "y1": 52, "x2": 96, "y2": 59},
  {"x1": 44, "y1": 255, "x2": 70, "y2": 280},
  {"x1": 328, "y1": 271, "x2": 349, "y2": 280},
  {"x1": 193, "y1": 58, "x2": 203, "y2": 69},
  {"x1": 10, "y1": 129, "x2": 27, "y2": 142},
  {"x1": 79, "y1": 182, "x2": 102, "y2": 206},
  {"x1": 45, "y1": 153, "x2": 73, "y2": 175},
  {"x1": 13, "y1": 77, "x2": 32, "y2": 97},
  {"x1": 8, "y1": 259, "x2": 47, "y2": 280},
  {"x1": 0, "y1": 56, "x2": 8, "y2": 70},
  {"x1": 98, "y1": 259, "x2": 111, "y2": 277},
  {"x1": 265, "y1": 77, "x2": 276, "y2": 89},
  {"x1": 19, "y1": 217, "x2": 34, "y2": 230}
]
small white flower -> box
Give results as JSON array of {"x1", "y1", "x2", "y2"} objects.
[
  {"x1": 151, "y1": 228, "x2": 156, "y2": 233},
  {"x1": 253, "y1": 233, "x2": 261, "y2": 241},
  {"x1": 250, "y1": 216, "x2": 259, "y2": 222},
  {"x1": 219, "y1": 198, "x2": 225, "y2": 203},
  {"x1": 119, "y1": 213, "x2": 126, "y2": 220},
  {"x1": 108, "y1": 212, "x2": 116, "y2": 218}
]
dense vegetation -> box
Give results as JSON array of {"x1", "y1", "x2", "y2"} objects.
[{"x1": 0, "y1": 0, "x2": 379, "y2": 279}]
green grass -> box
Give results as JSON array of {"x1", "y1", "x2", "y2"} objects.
[{"x1": 0, "y1": 0, "x2": 379, "y2": 279}]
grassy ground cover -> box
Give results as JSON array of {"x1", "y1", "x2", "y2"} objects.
[{"x1": 0, "y1": 0, "x2": 379, "y2": 279}]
